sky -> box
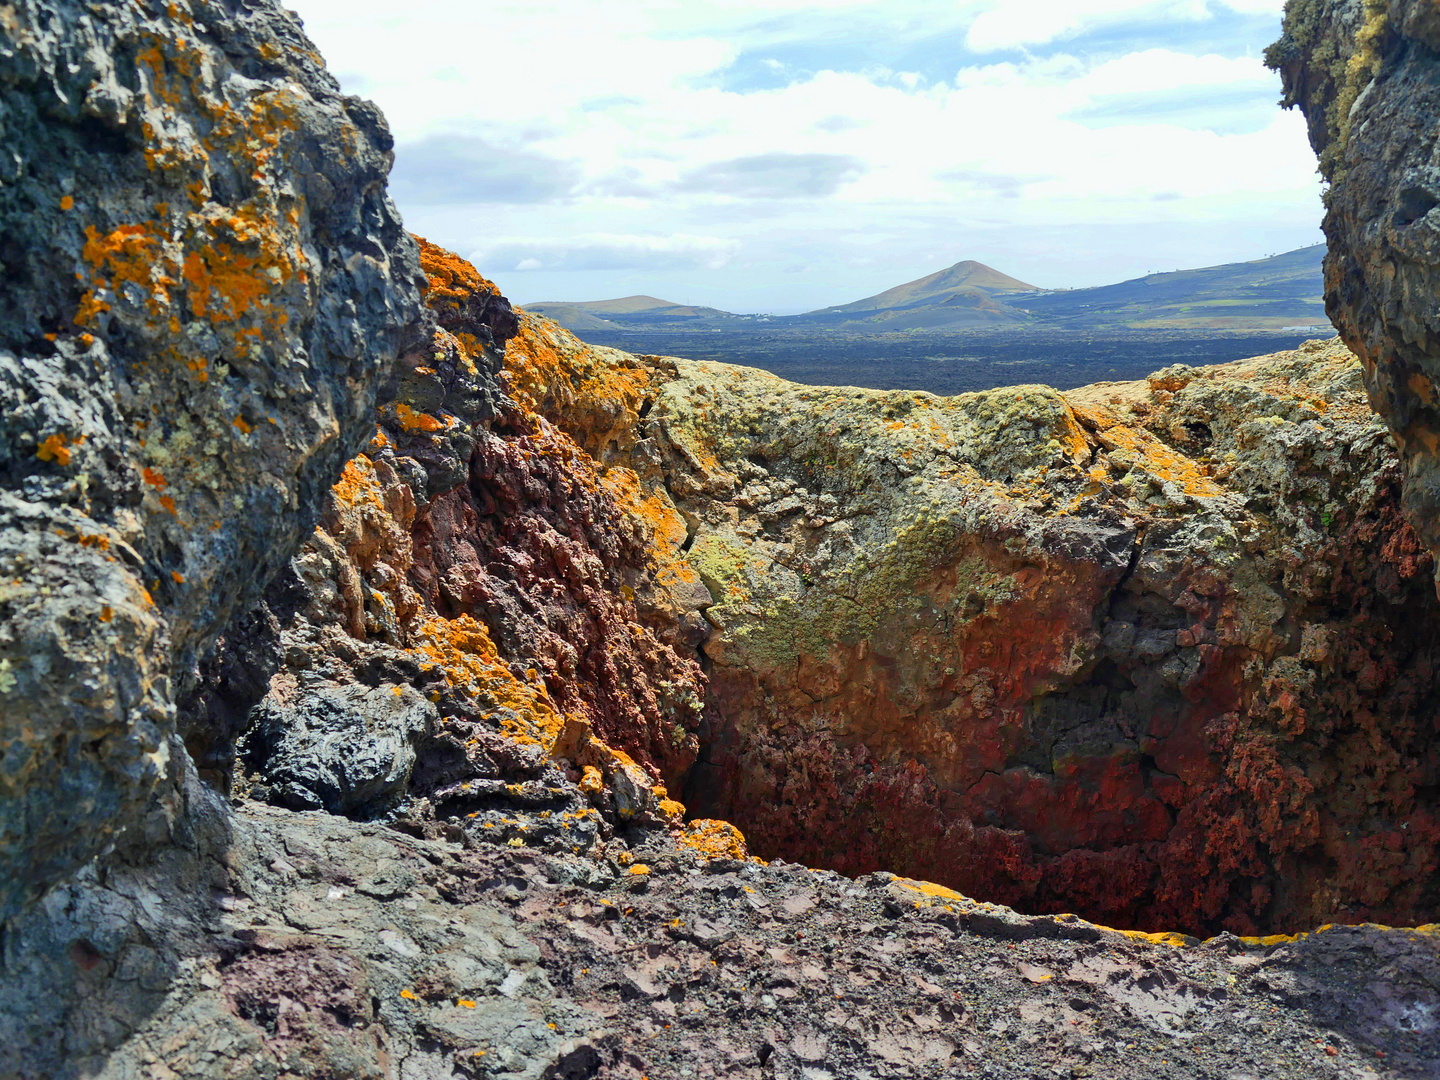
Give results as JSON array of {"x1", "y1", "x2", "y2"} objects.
[{"x1": 285, "y1": 0, "x2": 1321, "y2": 314}]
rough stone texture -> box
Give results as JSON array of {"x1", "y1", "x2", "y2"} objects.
[
  {"x1": 666, "y1": 343, "x2": 1440, "y2": 936},
  {"x1": 211, "y1": 239, "x2": 708, "y2": 845},
  {"x1": 6, "y1": 3, "x2": 1440, "y2": 1073},
  {"x1": 2, "y1": 786, "x2": 1437, "y2": 1080},
  {"x1": 476, "y1": 313, "x2": 1440, "y2": 938},
  {"x1": 1269, "y1": 0, "x2": 1440, "y2": 574},
  {"x1": 0, "y1": 0, "x2": 424, "y2": 920},
  {"x1": 243, "y1": 683, "x2": 436, "y2": 815}
]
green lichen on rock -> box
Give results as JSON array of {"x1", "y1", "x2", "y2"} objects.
[{"x1": 0, "y1": 0, "x2": 424, "y2": 921}]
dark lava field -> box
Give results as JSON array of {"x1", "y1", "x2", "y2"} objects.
[{"x1": 578, "y1": 328, "x2": 1337, "y2": 395}]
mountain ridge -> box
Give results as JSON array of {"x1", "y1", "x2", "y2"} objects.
[{"x1": 526, "y1": 243, "x2": 1328, "y2": 333}]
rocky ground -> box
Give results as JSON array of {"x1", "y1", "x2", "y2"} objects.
[{"x1": 5, "y1": 772, "x2": 1438, "y2": 1080}]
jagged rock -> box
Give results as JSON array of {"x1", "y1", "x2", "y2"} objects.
[
  {"x1": 1269, "y1": 0, "x2": 1440, "y2": 572},
  {"x1": 493, "y1": 315, "x2": 1440, "y2": 937},
  {"x1": 242, "y1": 683, "x2": 436, "y2": 815},
  {"x1": 0, "y1": 0, "x2": 424, "y2": 920},
  {"x1": 221, "y1": 239, "x2": 708, "y2": 842}
]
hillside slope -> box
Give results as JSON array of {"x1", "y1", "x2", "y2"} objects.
[
  {"x1": 530, "y1": 246, "x2": 1329, "y2": 335},
  {"x1": 1023, "y1": 244, "x2": 1327, "y2": 329}
]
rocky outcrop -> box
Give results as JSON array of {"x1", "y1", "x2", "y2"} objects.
[
  {"x1": 208, "y1": 238, "x2": 708, "y2": 848},
  {"x1": 478, "y1": 313, "x2": 1440, "y2": 937},
  {"x1": 216, "y1": 236, "x2": 1437, "y2": 937},
  {"x1": 0, "y1": 0, "x2": 424, "y2": 920},
  {"x1": 1268, "y1": 0, "x2": 1440, "y2": 572},
  {"x1": 5, "y1": 2, "x2": 1439, "y2": 1075}
]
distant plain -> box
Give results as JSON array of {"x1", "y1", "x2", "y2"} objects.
[{"x1": 557, "y1": 326, "x2": 1336, "y2": 396}]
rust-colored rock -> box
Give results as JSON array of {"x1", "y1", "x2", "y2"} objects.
[
  {"x1": 226, "y1": 240, "x2": 707, "y2": 833},
  {"x1": 474, "y1": 326, "x2": 1440, "y2": 937}
]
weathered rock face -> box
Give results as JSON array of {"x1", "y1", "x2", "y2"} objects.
[
  {"x1": 216, "y1": 239, "x2": 709, "y2": 844},
  {"x1": 482, "y1": 314, "x2": 1440, "y2": 937},
  {"x1": 1269, "y1": 0, "x2": 1440, "y2": 571},
  {"x1": 0, "y1": 0, "x2": 424, "y2": 920},
  {"x1": 667, "y1": 344, "x2": 1440, "y2": 936}
]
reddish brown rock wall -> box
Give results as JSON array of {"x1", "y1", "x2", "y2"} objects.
[{"x1": 653, "y1": 348, "x2": 1440, "y2": 936}]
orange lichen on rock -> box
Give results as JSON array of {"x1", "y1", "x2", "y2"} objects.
[
  {"x1": 412, "y1": 613, "x2": 565, "y2": 751},
  {"x1": 677, "y1": 819, "x2": 750, "y2": 861},
  {"x1": 388, "y1": 403, "x2": 447, "y2": 433},
  {"x1": 416, "y1": 235, "x2": 501, "y2": 307},
  {"x1": 35, "y1": 433, "x2": 75, "y2": 465},
  {"x1": 503, "y1": 314, "x2": 654, "y2": 455}
]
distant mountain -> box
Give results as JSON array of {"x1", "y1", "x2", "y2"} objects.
[
  {"x1": 789, "y1": 260, "x2": 1038, "y2": 330},
  {"x1": 524, "y1": 295, "x2": 755, "y2": 333},
  {"x1": 525, "y1": 245, "x2": 1329, "y2": 335},
  {"x1": 1020, "y1": 244, "x2": 1327, "y2": 330}
]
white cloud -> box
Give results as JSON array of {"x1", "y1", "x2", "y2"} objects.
[
  {"x1": 479, "y1": 233, "x2": 742, "y2": 273},
  {"x1": 285, "y1": 0, "x2": 1320, "y2": 311},
  {"x1": 965, "y1": 0, "x2": 1286, "y2": 52}
]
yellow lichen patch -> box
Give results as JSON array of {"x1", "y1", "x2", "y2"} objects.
[
  {"x1": 99, "y1": 606, "x2": 114, "y2": 622},
  {"x1": 60, "y1": 195, "x2": 74, "y2": 211},
  {"x1": 579, "y1": 765, "x2": 604, "y2": 796},
  {"x1": 1096, "y1": 424, "x2": 1225, "y2": 498},
  {"x1": 411, "y1": 613, "x2": 566, "y2": 751},
  {"x1": 600, "y1": 467, "x2": 697, "y2": 602},
  {"x1": 1113, "y1": 928, "x2": 1195, "y2": 948},
  {"x1": 895, "y1": 877, "x2": 965, "y2": 902},
  {"x1": 678, "y1": 819, "x2": 749, "y2": 860},
  {"x1": 628, "y1": 864, "x2": 651, "y2": 876},
  {"x1": 36, "y1": 433, "x2": 76, "y2": 465}
]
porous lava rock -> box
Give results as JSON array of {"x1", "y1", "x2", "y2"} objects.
[
  {"x1": 1269, "y1": 0, "x2": 1440, "y2": 571},
  {"x1": 665, "y1": 343, "x2": 1440, "y2": 936},
  {"x1": 468, "y1": 312, "x2": 1439, "y2": 938},
  {"x1": 224, "y1": 238, "x2": 709, "y2": 841},
  {"x1": 0, "y1": 0, "x2": 424, "y2": 920}
]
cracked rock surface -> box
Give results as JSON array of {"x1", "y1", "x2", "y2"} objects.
[
  {"x1": 1269, "y1": 0, "x2": 1440, "y2": 571},
  {"x1": 0, "y1": 0, "x2": 423, "y2": 919},
  {"x1": 3, "y1": 782, "x2": 1437, "y2": 1079}
]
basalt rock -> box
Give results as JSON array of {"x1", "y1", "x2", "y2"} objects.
[
  {"x1": 1269, "y1": 0, "x2": 1440, "y2": 575},
  {"x1": 0, "y1": 0, "x2": 424, "y2": 921}
]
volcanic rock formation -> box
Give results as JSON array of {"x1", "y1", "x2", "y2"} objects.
[
  {"x1": 0, "y1": 0, "x2": 423, "y2": 921},
  {"x1": 490, "y1": 313, "x2": 1440, "y2": 938},
  {"x1": 1269, "y1": 0, "x2": 1440, "y2": 572},
  {"x1": 3, "y1": 2, "x2": 1440, "y2": 1078}
]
